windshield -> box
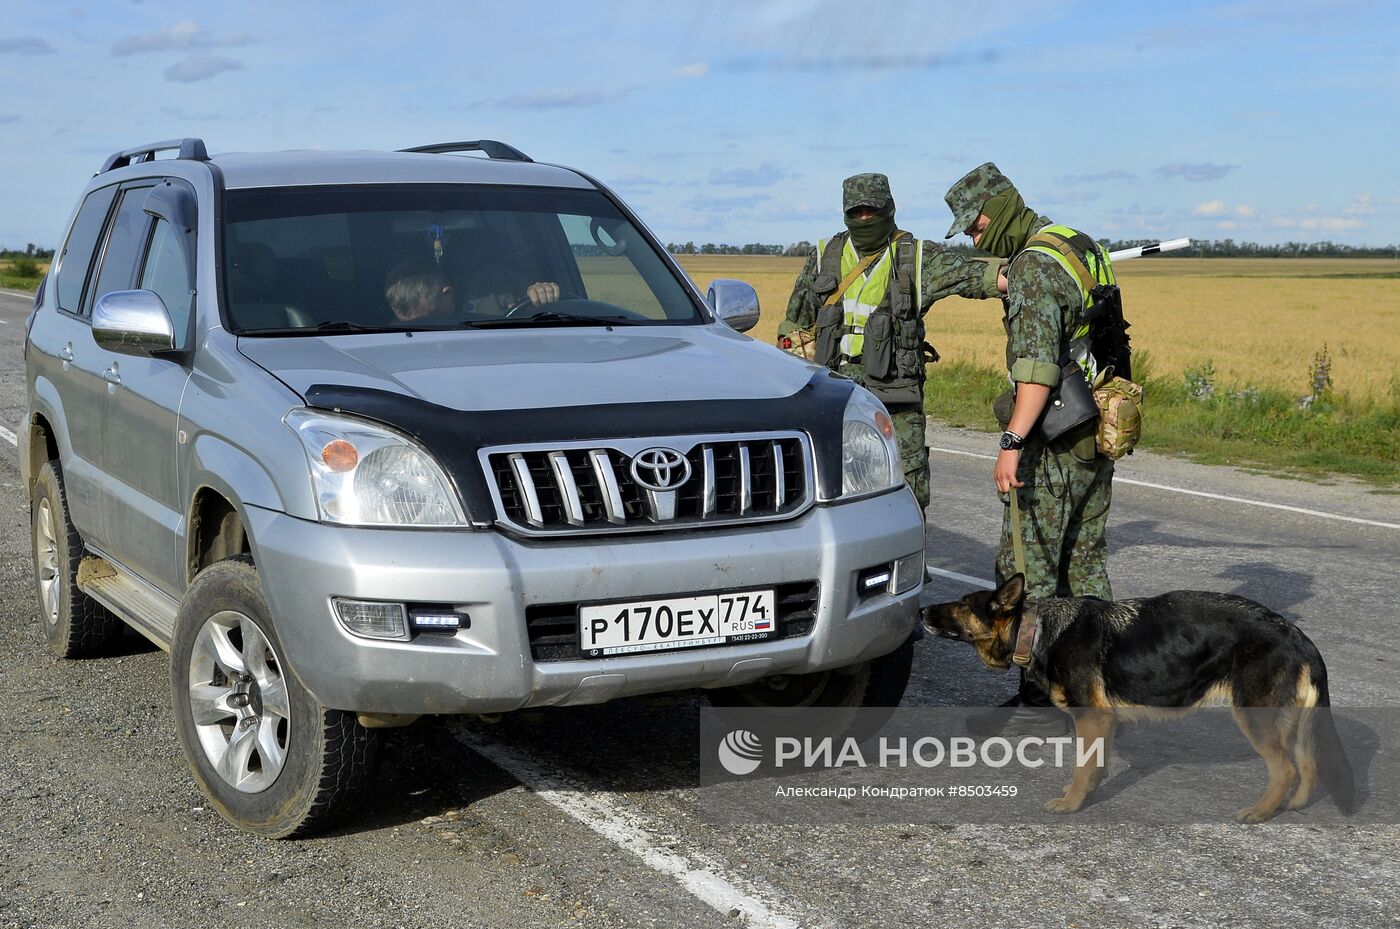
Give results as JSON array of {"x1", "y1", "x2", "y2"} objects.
[{"x1": 221, "y1": 185, "x2": 703, "y2": 334}]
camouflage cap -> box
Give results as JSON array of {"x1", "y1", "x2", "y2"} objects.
[
  {"x1": 943, "y1": 162, "x2": 1014, "y2": 239},
  {"x1": 843, "y1": 173, "x2": 893, "y2": 213}
]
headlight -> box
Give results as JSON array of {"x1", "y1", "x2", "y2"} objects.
[
  {"x1": 285, "y1": 409, "x2": 467, "y2": 527},
  {"x1": 841, "y1": 387, "x2": 901, "y2": 498}
]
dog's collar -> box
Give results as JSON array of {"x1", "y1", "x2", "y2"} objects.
[{"x1": 1010, "y1": 601, "x2": 1040, "y2": 668}]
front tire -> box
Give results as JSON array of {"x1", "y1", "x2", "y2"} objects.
[
  {"x1": 30, "y1": 461, "x2": 123, "y2": 658},
  {"x1": 170, "y1": 556, "x2": 380, "y2": 837}
]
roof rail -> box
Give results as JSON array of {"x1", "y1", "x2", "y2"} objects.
[
  {"x1": 99, "y1": 138, "x2": 210, "y2": 174},
  {"x1": 399, "y1": 140, "x2": 533, "y2": 163}
]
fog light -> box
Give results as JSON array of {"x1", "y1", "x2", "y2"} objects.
[
  {"x1": 333, "y1": 598, "x2": 409, "y2": 641},
  {"x1": 857, "y1": 564, "x2": 893, "y2": 597},
  {"x1": 892, "y1": 552, "x2": 923, "y2": 595},
  {"x1": 409, "y1": 610, "x2": 466, "y2": 634}
]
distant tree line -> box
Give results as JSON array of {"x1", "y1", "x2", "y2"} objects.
[
  {"x1": 1099, "y1": 239, "x2": 1400, "y2": 258},
  {"x1": 666, "y1": 242, "x2": 805, "y2": 256},
  {"x1": 668, "y1": 240, "x2": 1400, "y2": 258},
  {"x1": 0, "y1": 244, "x2": 56, "y2": 260}
]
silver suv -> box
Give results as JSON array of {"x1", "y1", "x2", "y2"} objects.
[{"x1": 22, "y1": 138, "x2": 925, "y2": 836}]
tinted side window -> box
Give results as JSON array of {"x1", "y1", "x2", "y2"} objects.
[
  {"x1": 140, "y1": 220, "x2": 193, "y2": 347},
  {"x1": 88, "y1": 187, "x2": 155, "y2": 314},
  {"x1": 56, "y1": 185, "x2": 118, "y2": 313}
]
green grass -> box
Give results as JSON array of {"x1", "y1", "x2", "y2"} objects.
[
  {"x1": 923, "y1": 357, "x2": 1400, "y2": 486},
  {"x1": 0, "y1": 272, "x2": 41, "y2": 292}
]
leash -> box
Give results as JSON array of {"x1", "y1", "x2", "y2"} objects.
[
  {"x1": 1009, "y1": 485, "x2": 1027, "y2": 578},
  {"x1": 1008, "y1": 487, "x2": 1039, "y2": 667}
]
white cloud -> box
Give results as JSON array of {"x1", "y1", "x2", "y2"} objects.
[
  {"x1": 1192, "y1": 199, "x2": 1226, "y2": 216},
  {"x1": 674, "y1": 61, "x2": 709, "y2": 78},
  {"x1": 1157, "y1": 162, "x2": 1239, "y2": 182},
  {"x1": 1234, "y1": 204, "x2": 1256, "y2": 218},
  {"x1": 164, "y1": 55, "x2": 244, "y2": 83},
  {"x1": 710, "y1": 162, "x2": 792, "y2": 187},
  {"x1": 112, "y1": 20, "x2": 254, "y2": 57},
  {"x1": 0, "y1": 36, "x2": 55, "y2": 55},
  {"x1": 1344, "y1": 193, "x2": 1374, "y2": 216},
  {"x1": 1270, "y1": 215, "x2": 1364, "y2": 232},
  {"x1": 1300, "y1": 217, "x2": 1364, "y2": 232},
  {"x1": 491, "y1": 85, "x2": 640, "y2": 109}
]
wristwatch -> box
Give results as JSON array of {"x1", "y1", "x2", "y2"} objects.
[{"x1": 999, "y1": 431, "x2": 1025, "y2": 451}]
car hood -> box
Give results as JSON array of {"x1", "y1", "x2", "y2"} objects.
[{"x1": 237, "y1": 324, "x2": 816, "y2": 411}]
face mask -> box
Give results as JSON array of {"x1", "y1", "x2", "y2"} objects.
[
  {"x1": 845, "y1": 205, "x2": 896, "y2": 255},
  {"x1": 976, "y1": 190, "x2": 1038, "y2": 258}
]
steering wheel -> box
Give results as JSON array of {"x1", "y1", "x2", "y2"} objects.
[
  {"x1": 589, "y1": 217, "x2": 628, "y2": 257},
  {"x1": 503, "y1": 286, "x2": 583, "y2": 318}
]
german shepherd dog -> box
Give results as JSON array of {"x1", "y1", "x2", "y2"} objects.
[{"x1": 922, "y1": 574, "x2": 1356, "y2": 822}]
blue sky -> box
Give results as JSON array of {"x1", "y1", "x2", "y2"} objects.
[{"x1": 1, "y1": 0, "x2": 1397, "y2": 249}]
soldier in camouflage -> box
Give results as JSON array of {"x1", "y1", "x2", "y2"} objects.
[
  {"x1": 780, "y1": 173, "x2": 1004, "y2": 512},
  {"x1": 944, "y1": 162, "x2": 1115, "y2": 734}
]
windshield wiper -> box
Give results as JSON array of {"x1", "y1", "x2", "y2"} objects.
[
  {"x1": 470, "y1": 311, "x2": 635, "y2": 329},
  {"x1": 313, "y1": 320, "x2": 418, "y2": 334},
  {"x1": 238, "y1": 320, "x2": 422, "y2": 336}
]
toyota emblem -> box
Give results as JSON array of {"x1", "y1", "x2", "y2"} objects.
[{"x1": 630, "y1": 447, "x2": 691, "y2": 492}]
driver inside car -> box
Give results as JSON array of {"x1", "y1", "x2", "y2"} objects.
[{"x1": 385, "y1": 257, "x2": 560, "y2": 322}]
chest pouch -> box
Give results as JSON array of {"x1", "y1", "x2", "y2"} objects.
[
  {"x1": 813, "y1": 302, "x2": 844, "y2": 368},
  {"x1": 811, "y1": 271, "x2": 839, "y2": 300}
]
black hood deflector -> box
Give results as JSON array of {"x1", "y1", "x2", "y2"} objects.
[{"x1": 303, "y1": 369, "x2": 855, "y2": 522}]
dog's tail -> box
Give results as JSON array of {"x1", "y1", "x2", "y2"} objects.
[{"x1": 1301, "y1": 657, "x2": 1356, "y2": 815}]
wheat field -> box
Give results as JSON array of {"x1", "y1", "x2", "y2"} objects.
[{"x1": 676, "y1": 255, "x2": 1400, "y2": 401}]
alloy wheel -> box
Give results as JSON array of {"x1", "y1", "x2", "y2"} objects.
[
  {"x1": 36, "y1": 498, "x2": 60, "y2": 627},
  {"x1": 187, "y1": 610, "x2": 292, "y2": 793}
]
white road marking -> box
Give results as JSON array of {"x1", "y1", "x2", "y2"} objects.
[
  {"x1": 1, "y1": 426, "x2": 15, "y2": 447},
  {"x1": 454, "y1": 729, "x2": 803, "y2": 929},
  {"x1": 925, "y1": 566, "x2": 994, "y2": 589},
  {"x1": 930, "y1": 445, "x2": 1399, "y2": 530}
]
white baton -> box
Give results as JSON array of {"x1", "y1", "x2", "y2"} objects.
[{"x1": 1108, "y1": 237, "x2": 1191, "y2": 262}]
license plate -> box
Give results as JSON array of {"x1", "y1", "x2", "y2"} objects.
[{"x1": 579, "y1": 589, "x2": 778, "y2": 657}]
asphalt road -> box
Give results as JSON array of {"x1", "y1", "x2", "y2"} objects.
[{"x1": 2, "y1": 285, "x2": 1398, "y2": 929}]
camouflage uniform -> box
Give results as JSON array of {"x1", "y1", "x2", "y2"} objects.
[
  {"x1": 945, "y1": 162, "x2": 1115, "y2": 710},
  {"x1": 783, "y1": 174, "x2": 1002, "y2": 511}
]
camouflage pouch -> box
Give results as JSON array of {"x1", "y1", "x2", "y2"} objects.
[
  {"x1": 1093, "y1": 376, "x2": 1144, "y2": 460},
  {"x1": 776, "y1": 326, "x2": 818, "y2": 362}
]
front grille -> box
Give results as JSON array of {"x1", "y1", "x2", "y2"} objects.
[
  {"x1": 526, "y1": 581, "x2": 820, "y2": 663},
  {"x1": 483, "y1": 432, "x2": 812, "y2": 536}
]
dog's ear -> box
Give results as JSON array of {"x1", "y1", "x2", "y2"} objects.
[{"x1": 992, "y1": 574, "x2": 1026, "y2": 614}]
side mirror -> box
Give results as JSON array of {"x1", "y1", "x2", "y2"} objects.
[
  {"x1": 92, "y1": 290, "x2": 176, "y2": 357},
  {"x1": 706, "y1": 279, "x2": 760, "y2": 333}
]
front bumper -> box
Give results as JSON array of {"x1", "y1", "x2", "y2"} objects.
[{"x1": 243, "y1": 488, "x2": 924, "y2": 714}]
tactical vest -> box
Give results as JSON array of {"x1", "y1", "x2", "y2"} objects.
[
  {"x1": 807, "y1": 231, "x2": 928, "y2": 403},
  {"x1": 1020, "y1": 224, "x2": 1117, "y2": 381}
]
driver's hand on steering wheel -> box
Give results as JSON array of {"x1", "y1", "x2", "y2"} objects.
[{"x1": 525, "y1": 282, "x2": 561, "y2": 305}]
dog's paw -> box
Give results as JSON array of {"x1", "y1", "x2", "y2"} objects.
[
  {"x1": 1044, "y1": 795, "x2": 1083, "y2": 815},
  {"x1": 1233, "y1": 805, "x2": 1277, "y2": 824}
]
